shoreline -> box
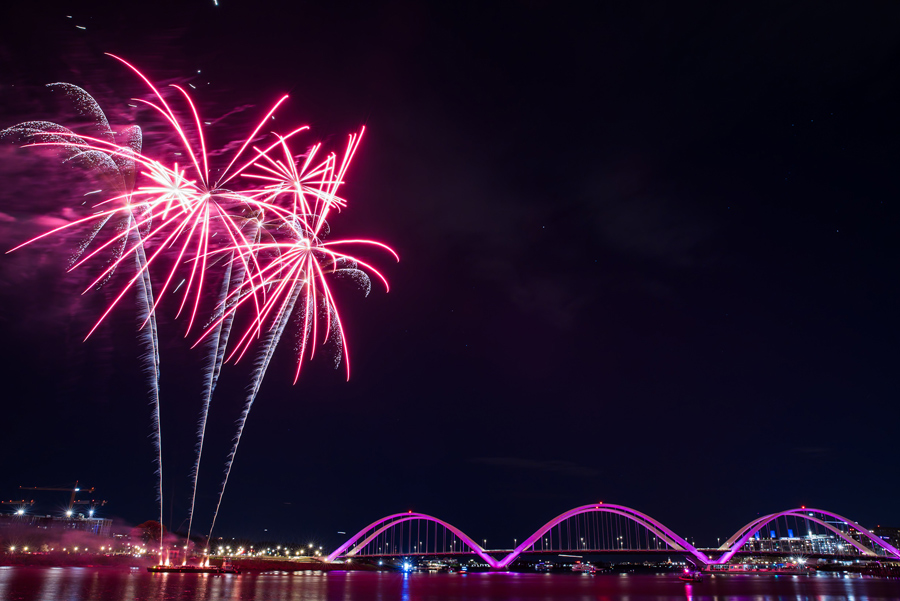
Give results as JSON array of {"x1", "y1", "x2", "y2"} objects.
[{"x1": 0, "y1": 554, "x2": 375, "y2": 572}]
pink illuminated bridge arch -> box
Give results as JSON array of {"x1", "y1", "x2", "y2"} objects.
[
  {"x1": 327, "y1": 504, "x2": 900, "y2": 569},
  {"x1": 494, "y1": 503, "x2": 709, "y2": 568},
  {"x1": 326, "y1": 512, "x2": 501, "y2": 567},
  {"x1": 327, "y1": 504, "x2": 710, "y2": 568},
  {"x1": 715, "y1": 507, "x2": 900, "y2": 564}
]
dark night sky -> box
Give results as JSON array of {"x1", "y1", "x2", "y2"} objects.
[{"x1": 1, "y1": 1, "x2": 899, "y2": 551}]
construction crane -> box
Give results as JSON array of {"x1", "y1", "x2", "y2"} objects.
[
  {"x1": 19, "y1": 481, "x2": 95, "y2": 511},
  {"x1": 73, "y1": 498, "x2": 108, "y2": 517},
  {"x1": 1, "y1": 500, "x2": 34, "y2": 516}
]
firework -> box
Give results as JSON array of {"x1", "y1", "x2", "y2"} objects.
[
  {"x1": 6, "y1": 63, "x2": 285, "y2": 553},
  {"x1": 199, "y1": 126, "x2": 397, "y2": 544},
  {"x1": 3, "y1": 57, "x2": 396, "y2": 559}
]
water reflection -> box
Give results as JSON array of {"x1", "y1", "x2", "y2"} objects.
[
  {"x1": 0, "y1": 568, "x2": 896, "y2": 601},
  {"x1": 400, "y1": 571, "x2": 410, "y2": 601}
]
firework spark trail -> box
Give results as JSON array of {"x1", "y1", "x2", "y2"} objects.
[
  {"x1": 197, "y1": 224, "x2": 396, "y2": 546},
  {"x1": 121, "y1": 124, "x2": 165, "y2": 557},
  {"x1": 46, "y1": 83, "x2": 114, "y2": 141},
  {"x1": 184, "y1": 257, "x2": 231, "y2": 553},
  {"x1": 131, "y1": 220, "x2": 164, "y2": 558},
  {"x1": 206, "y1": 281, "x2": 302, "y2": 549},
  {"x1": 196, "y1": 129, "x2": 395, "y2": 544},
  {"x1": 184, "y1": 219, "x2": 260, "y2": 550}
]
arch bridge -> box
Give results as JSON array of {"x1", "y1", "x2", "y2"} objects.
[{"x1": 326, "y1": 504, "x2": 900, "y2": 569}]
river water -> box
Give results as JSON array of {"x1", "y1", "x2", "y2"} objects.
[{"x1": 1, "y1": 567, "x2": 898, "y2": 600}]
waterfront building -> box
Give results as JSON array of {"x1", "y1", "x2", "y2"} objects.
[
  {"x1": 0, "y1": 513, "x2": 112, "y2": 538},
  {"x1": 873, "y1": 526, "x2": 900, "y2": 549}
]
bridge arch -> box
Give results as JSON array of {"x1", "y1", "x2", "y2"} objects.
[
  {"x1": 717, "y1": 508, "x2": 900, "y2": 564},
  {"x1": 326, "y1": 512, "x2": 499, "y2": 567},
  {"x1": 496, "y1": 503, "x2": 709, "y2": 567},
  {"x1": 327, "y1": 505, "x2": 900, "y2": 569},
  {"x1": 720, "y1": 512, "x2": 870, "y2": 557}
]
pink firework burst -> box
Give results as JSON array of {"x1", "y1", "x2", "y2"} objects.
[{"x1": 3, "y1": 56, "x2": 397, "y2": 553}]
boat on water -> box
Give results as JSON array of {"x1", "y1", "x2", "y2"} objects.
[
  {"x1": 148, "y1": 558, "x2": 240, "y2": 575},
  {"x1": 706, "y1": 563, "x2": 811, "y2": 575},
  {"x1": 678, "y1": 568, "x2": 703, "y2": 582},
  {"x1": 571, "y1": 561, "x2": 597, "y2": 574}
]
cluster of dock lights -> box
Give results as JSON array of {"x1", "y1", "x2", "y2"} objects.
[
  {"x1": 6, "y1": 538, "x2": 151, "y2": 557},
  {"x1": 10, "y1": 546, "x2": 86, "y2": 552},
  {"x1": 213, "y1": 542, "x2": 324, "y2": 558}
]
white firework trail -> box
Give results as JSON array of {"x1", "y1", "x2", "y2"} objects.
[
  {"x1": 184, "y1": 253, "x2": 239, "y2": 549},
  {"x1": 185, "y1": 216, "x2": 264, "y2": 550},
  {"x1": 206, "y1": 281, "x2": 303, "y2": 548},
  {"x1": 131, "y1": 219, "x2": 164, "y2": 559}
]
